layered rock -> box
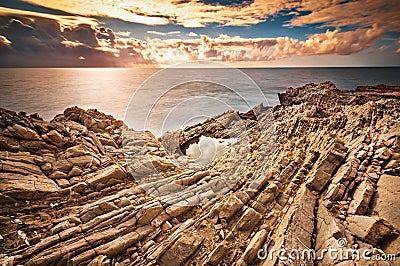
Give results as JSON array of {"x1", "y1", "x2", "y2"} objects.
[{"x1": 0, "y1": 82, "x2": 399, "y2": 265}]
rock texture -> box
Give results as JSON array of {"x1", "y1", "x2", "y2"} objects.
[{"x1": 0, "y1": 82, "x2": 400, "y2": 265}]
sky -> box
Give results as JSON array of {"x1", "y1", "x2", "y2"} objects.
[{"x1": 0, "y1": 0, "x2": 399, "y2": 67}]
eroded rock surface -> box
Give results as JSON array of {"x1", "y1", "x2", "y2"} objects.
[{"x1": 0, "y1": 82, "x2": 399, "y2": 265}]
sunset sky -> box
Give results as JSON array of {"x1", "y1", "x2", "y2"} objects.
[{"x1": 0, "y1": 0, "x2": 399, "y2": 67}]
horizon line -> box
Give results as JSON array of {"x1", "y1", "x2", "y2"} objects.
[{"x1": 1, "y1": 65, "x2": 399, "y2": 69}]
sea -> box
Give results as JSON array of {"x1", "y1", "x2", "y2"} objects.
[{"x1": 1, "y1": 67, "x2": 399, "y2": 136}]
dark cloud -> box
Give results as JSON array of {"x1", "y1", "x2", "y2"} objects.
[
  {"x1": 63, "y1": 24, "x2": 99, "y2": 47},
  {"x1": 199, "y1": 0, "x2": 254, "y2": 7},
  {"x1": 0, "y1": 9, "x2": 150, "y2": 67}
]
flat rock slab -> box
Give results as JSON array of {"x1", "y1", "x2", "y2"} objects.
[
  {"x1": 86, "y1": 165, "x2": 126, "y2": 189},
  {"x1": 372, "y1": 174, "x2": 400, "y2": 231},
  {"x1": 159, "y1": 230, "x2": 204, "y2": 266},
  {"x1": 0, "y1": 173, "x2": 59, "y2": 200},
  {"x1": 346, "y1": 215, "x2": 393, "y2": 245}
]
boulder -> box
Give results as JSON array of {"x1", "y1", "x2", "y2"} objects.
[
  {"x1": 136, "y1": 202, "x2": 163, "y2": 225},
  {"x1": 348, "y1": 180, "x2": 374, "y2": 215},
  {"x1": 346, "y1": 215, "x2": 393, "y2": 245},
  {"x1": 43, "y1": 129, "x2": 67, "y2": 147},
  {"x1": 219, "y1": 195, "x2": 244, "y2": 220},
  {"x1": 159, "y1": 230, "x2": 204, "y2": 266},
  {"x1": 240, "y1": 229, "x2": 268, "y2": 264},
  {"x1": 0, "y1": 173, "x2": 60, "y2": 200},
  {"x1": 236, "y1": 207, "x2": 262, "y2": 231},
  {"x1": 207, "y1": 242, "x2": 229, "y2": 265},
  {"x1": 8, "y1": 124, "x2": 41, "y2": 140},
  {"x1": 86, "y1": 165, "x2": 126, "y2": 189},
  {"x1": 2, "y1": 160, "x2": 43, "y2": 176},
  {"x1": 372, "y1": 174, "x2": 400, "y2": 231}
]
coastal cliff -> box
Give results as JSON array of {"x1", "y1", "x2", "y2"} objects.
[{"x1": 1, "y1": 82, "x2": 399, "y2": 265}]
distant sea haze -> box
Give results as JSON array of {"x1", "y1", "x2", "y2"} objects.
[{"x1": 1, "y1": 67, "x2": 399, "y2": 134}]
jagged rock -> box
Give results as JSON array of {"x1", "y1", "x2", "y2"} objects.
[
  {"x1": 43, "y1": 129, "x2": 67, "y2": 147},
  {"x1": 52, "y1": 159, "x2": 73, "y2": 172},
  {"x1": 236, "y1": 207, "x2": 262, "y2": 231},
  {"x1": 55, "y1": 179, "x2": 70, "y2": 188},
  {"x1": 68, "y1": 154, "x2": 96, "y2": 168},
  {"x1": 93, "y1": 225, "x2": 153, "y2": 257},
  {"x1": 49, "y1": 170, "x2": 67, "y2": 179},
  {"x1": 346, "y1": 216, "x2": 393, "y2": 245},
  {"x1": 372, "y1": 174, "x2": 400, "y2": 231},
  {"x1": 65, "y1": 146, "x2": 87, "y2": 158},
  {"x1": 1, "y1": 159, "x2": 43, "y2": 176},
  {"x1": 68, "y1": 166, "x2": 83, "y2": 177},
  {"x1": 87, "y1": 255, "x2": 110, "y2": 266},
  {"x1": 348, "y1": 180, "x2": 374, "y2": 215},
  {"x1": 7, "y1": 124, "x2": 41, "y2": 140},
  {"x1": 315, "y1": 204, "x2": 345, "y2": 251},
  {"x1": 219, "y1": 195, "x2": 244, "y2": 220},
  {"x1": 86, "y1": 165, "x2": 126, "y2": 189},
  {"x1": 1, "y1": 82, "x2": 399, "y2": 265},
  {"x1": 136, "y1": 202, "x2": 163, "y2": 225},
  {"x1": 306, "y1": 143, "x2": 347, "y2": 192},
  {"x1": 166, "y1": 204, "x2": 192, "y2": 218},
  {"x1": 0, "y1": 173, "x2": 60, "y2": 200},
  {"x1": 306, "y1": 168, "x2": 332, "y2": 192},
  {"x1": 239, "y1": 229, "x2": 268, "y2": 264},
  {"x1": 207, "y1": 241, "x2": 229, "y2": 265},
  {"x1": 264, "y1": 187, "x2": 317, "y2": 266},
  {"x1": 159, "y1": 230, "x2": 204, "y2": 266}
]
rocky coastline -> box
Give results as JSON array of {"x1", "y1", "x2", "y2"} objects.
[{"x1": 0, "y1": 81, "x2": 399, "y2": 265}]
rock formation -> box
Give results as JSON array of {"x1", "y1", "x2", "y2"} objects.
[{"x1": 0, "y1": 81, "x2": 399, "y2": 265}]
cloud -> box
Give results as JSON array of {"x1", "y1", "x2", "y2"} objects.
[
  {"x1": 0, "y1": 7, "x2": 150, "y2": 67},
  {"x1": 168, "y1": 31, "x2": 181, "y2": 36},
  {"x1": 0, "y1": 35, "x2": 11, "y2": 46},
  {"x1": 147, "y1": 30, "x2": 167, "y2": 36},
  {"x1": 188, "y1": 32, "x2": 198, "y2": 37},
  {"x1": 146, "y1": 30, "x2": 181, "y2": 36},
  {"x1": 20, "y1": 0, "x2": 400, "y2": 34},
  {"x1": 378, "y1": 45, "x2": 388, "y2": 52},
  {"x1": 271, "y1": 25, "x2": 384, "y2": 59},
  {"x1": 290, "y1": 0, "x2": 400, "y2": 32},
  {"x1": 140, "y1": 26, "x2": 383, "y2": 64},
  {"x1": 21, "y1": 0, "x2": 297, "y2": 27},
  {"x1": 115, "y1": 31, "x2": 131, "y2": 37},
  {"x1": 397, "y1": 40, "x2": 400, "y2": 53},
  {"x1": 0, "y1": 6, "x2": 98, "y2": 27},
  {"x1": 0, "y1": 7, "x2": 388, "y2": 67}
]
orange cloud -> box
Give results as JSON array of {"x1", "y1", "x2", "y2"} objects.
[
  {"x1": 20, "y1": 0, "x2": 400, "y2": 32},
  {"x1": 22, "y1": 0, "x2": 297, "y2": 27},
  {"x1": 397, "y1": 40, "x2": 400, "y2": 53},
  {"x1": 272, "y1": 25, "x2": 384, "y2": 58},
  {"x1": 290, "y1": 0, "x2": 400, "y2": 32},
  {"x1": 0, "y1": 7, "x2": 387, "y2": 67},
  {"x1": 0, "y1": 7, "x2": 98, "y2": 27},
  {"x1": 139, "y1": 26, "x2": 384, "y2": 64},
  {"x1": 0, "y1": 35, "x2": 12, "y2": 46},
  {"x1": 146, "y1": 30, "x2": 181, "y2": 36}
]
